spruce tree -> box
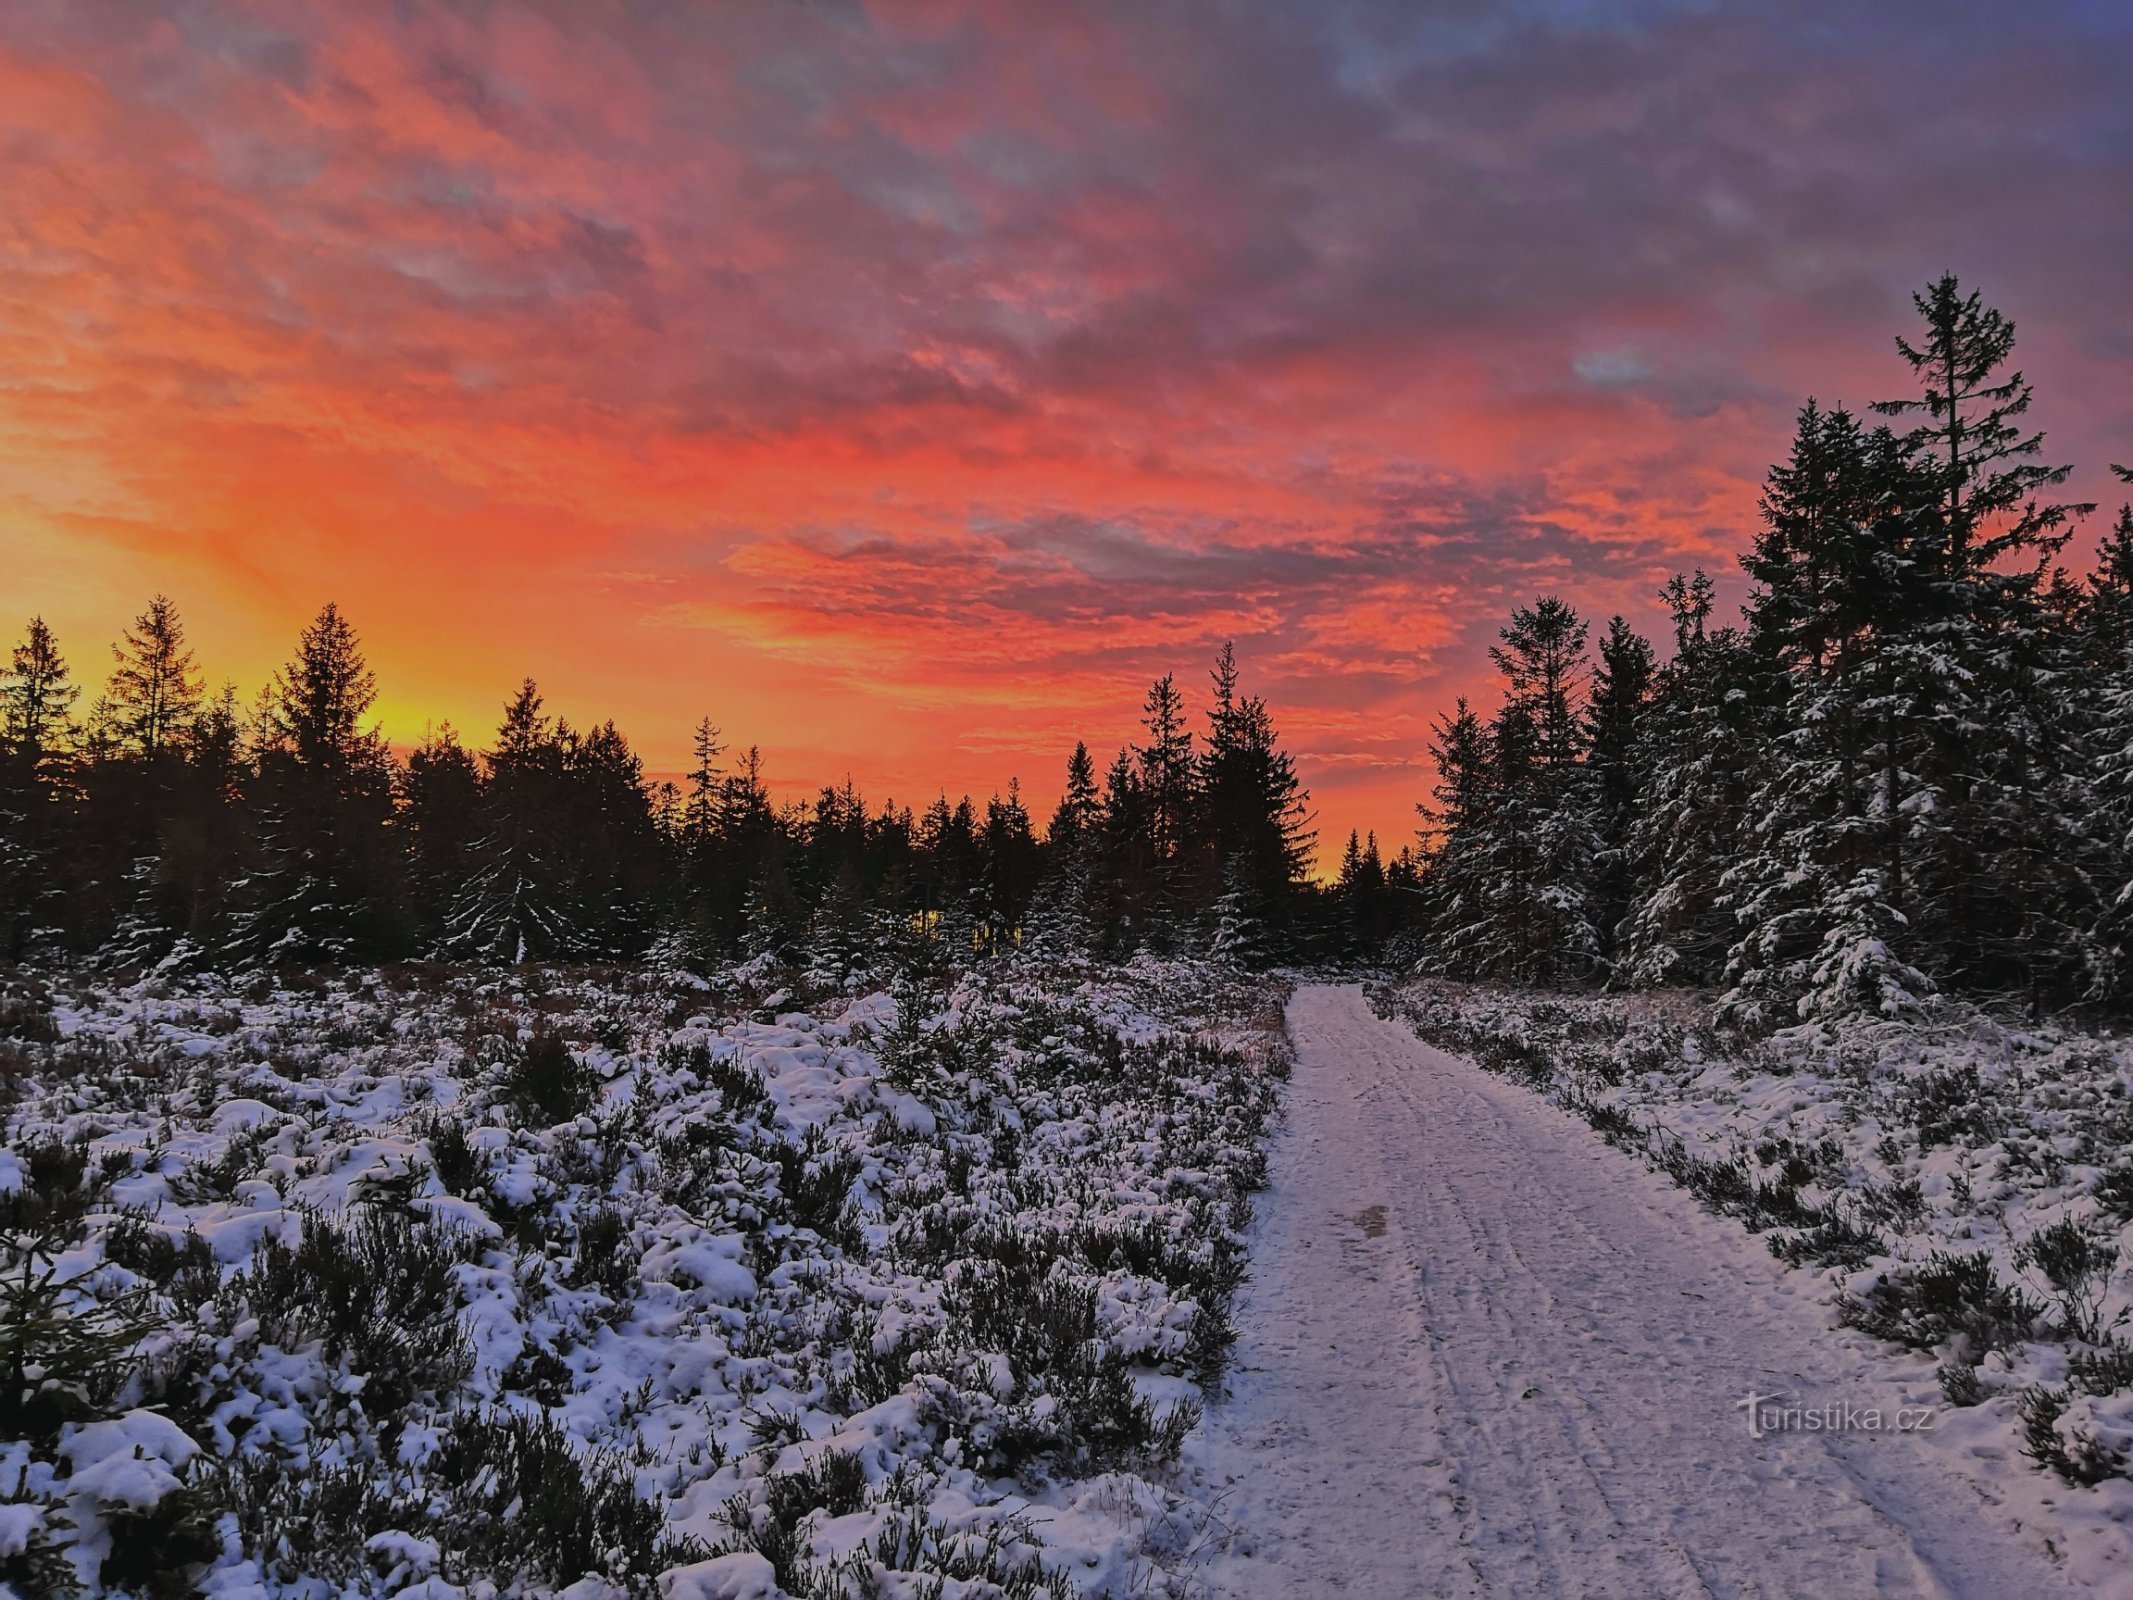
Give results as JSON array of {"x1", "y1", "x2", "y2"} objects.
[
  {"x1": 978, "y1": 781, "x2": 1040, "y2": 953},
  {"x1": 1586, "y1": 614, "x2": 1655, "y2": 961},
  {"x1": 95, "y1": 596, "x2": 202, "y2": 762},
  {"x1": 1029, "y1": 743, "x2": 1102, "y2": 951},
  {"x1": 445, "y1": 681, "x2": 581, "y2": 963},
  {"x1": 1197, "y1": 643, "x2": 1313, "y2": 951},
  {"x1": 402, "y1": 725, "x2": 482, "y2": 947},
  {"x1": 1874, "y1": 276, "x2": 2094, "y2": 1006},
  {"x1": 2, "y1": 620, "x2": 77, "y2": 760},
  {"x1": 1095, "y1": 747, "x2": 1151, "y2": 952},
  {"x1": 1618, "y1": 575, "x2": 1757, "y2": 988},
  {"x1": 81, "y1": 598, "x2": 209, "y2": 962},
  {"x1": 1416, "y1": 698, "x2": 1491, "y2": 973},
  {"x1": 232, "y1": 604, "x2": 405, "y2": 965},
  {"x1": 1134, "y1": 674, "x2": 1197, "y2": 939},
  {"x1": 1720, "y1": 410, "x2": 1938, "y2": 1025},
  {"x1": 2087, "y1": 472, "x2": 2133, "y2": 996},
  {"x1": 0, "y1": 619, "x2": 80, "y2": 961},
  {"x1": 1487, "y1": 598, "x2": 1602, "y2": 984}
]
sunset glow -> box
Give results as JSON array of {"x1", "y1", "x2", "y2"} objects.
[{"x1": 6, "y1": 0, "x2": 2130, "y2": 858}]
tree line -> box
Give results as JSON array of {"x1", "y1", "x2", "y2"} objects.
[
  {"x1": 0, "y1": 600, "x2": 1327, "y2": 971},
  {"x1": 12, "y1": 271, "x2": 2124, "y2": 1009},
  {"x1": 1413, "y1": 274, "x2": 2133, "y2": 1023}
]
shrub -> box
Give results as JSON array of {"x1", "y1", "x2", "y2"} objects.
[
  {"x1": 2019, "y1": 1386, "x2": 2133, "y2": 1485},
  {"x1": 225, "y1": 1409, "x2": 700, "y2": 1595},
  {"x1": 418, "y1": 1114, "x2": 484, "y2": 1197},
  {"x1": 507, "y1": 1032, "x2": 595, "y2": 1125},
  {"x1": 104, "y1": 1215, "x2": 219, "y2": 1312},
  {"x1": 100, "y1": 1479, "x2": 222, "y2": 1600},
  {"x1": 768, "y1": 1133, "x2": 861, "y2": 1248},
  {"x1": 232, "y1": 1209, "x2": 475, "y2": 1423},
  {"x1": 2018, "y1": 1217, "x2": 2119, "y2": 1344},
  {"x1": 1838, "y1": 1250, "x2": 2042, "y2": 1359}
]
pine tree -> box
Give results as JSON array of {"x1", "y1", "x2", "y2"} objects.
[
  {"x1": 1720, "y1": 410, "x2": 1938, "y2": 1025},
  {"x1": 0, "y1": 619, "x2": 80, "y2": 961},
  {"x1": 445, "y1": 681, "x2": 582, "y2": 963},
  {"x1": 2, "y1": 619, "x2": 77, "y2": 760},
  {"x1": 231, "y1": 604, "x2": 405, "y2": 965},
  {"x1": 1134, "y1": 673, "x2": 1197, "y2": 940},
  {"x1": 743, "y1": 833, "x2": 803, "y2": 963},
  {"x1": 1415, "y1": 600, "x2": 1602, "y2": 986},
  {"x1": 1872, "y1": 274, "x2": 2090, "y2": 563},
  {"x1": 95, "y1": 596, "x2": 202, "y2": 762},
  {"x1": 1874, "y1": 276, "x2": 2094, "y2": 1006},
  {"x1": 402, "y1": 725, "x2": 482, "y2": 947},
  {"x1": 2087, "y1": 472, "x2": 2133, "y2": 995},
  {"x1": 978, "y1": 781, "x2": 1040, "y2": 953},
  {"x1": 1585, "y1": 615, "x2": 1655, "y2": 961},
  {"x1": 1095, "y1": 746, "x2": 1151, "y2": 951},
  {"x1": 674, "y1": 716, "x2": 728, "y2": 958},
  {"x1": 565, "y1": 718, "x2": 661, "y2": 958},
  {"x1": 1487, "y1": 599, "x2": 1602, "y2": 984},
  {"x1": 1335, "y1": 828, "x2": 1391, "y2": 951},
  {"x1": 1416, "y1": 698, "x2": 1491, "y2": 971},
  {"x1": 1029, "y1": 743, "x2": 1102, "y2": 951},
  {"x1": 79, "y1": 599, "x2": 211, "y2": 962},
  {"x1": 1196, "y1": 642, "x2": 1313, "y2": 951}
]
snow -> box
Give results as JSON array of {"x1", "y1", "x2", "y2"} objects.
[
  {"x1": 0, "y1": 955, "x2": 1286, "y2": 1595},
  {"x1": 12, "y1": 955, "x2": 2126, "y2": 1595},
  {"x1": 1183, "y1": 985, "x2": 2130, "y2": 1597},
  {"x1": 658, "y1": 1554, "x2": 779, "y2": 1600}
]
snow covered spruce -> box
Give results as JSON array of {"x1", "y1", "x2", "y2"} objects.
[
  {"x1": 0, "y1": 955, "x2": 1289, "y2": 1597},
  {"x1": 1372, "y1": 978, "x2": 2133, "y2": 1493}
]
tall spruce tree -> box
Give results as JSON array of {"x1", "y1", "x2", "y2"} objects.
[
  {"x1": 2088, "y1": 469, "x2": 2133, "y2": 995},
  {"x1": 1585, "y1": 615, "x2": 1655, "y2": 962},
  {"x1": 445, "y1": 681, "x2": 580, "y2": 963},
  {"x1": 1617, "y1": 574, "x2": 1758, "y2": 989},
  {"x1": 1417, "y1": 698, "x2": 1491, "y2": 971},
  {"x1": 1029, "y1": 742, "x2": 1102, "y2": 951},
  {"x1": 95, "y1": 596, "x2": 202, "y2": 762},
  {"x1": 83, "y1": 597, "x2": 209, "y2": 962},
  {"x1": 1420, "y1": 600, "x2": 1602, "y2": 985},
  {"x1": 1874, "y1": 276, "x2": 2095, "y2": 1006},
  {"x1": 401, "y1": 725, "x2": 482, "y2": 947},
  {"x1": 0, "y1": 619, "x2": 80, "y2": 960},
  {"x1": 1135, "y1": 674, "x2": 1197, "y2": 939},
  {"x1": 1720, "y1": 409, "x2": 1938, "y2": 1025},
  {"x1": 1198, "y1": 643, "x2": 1313, "y2": 956},
  {"x1": 232, "y1": 604, "x2": 406, "y2": 964}
]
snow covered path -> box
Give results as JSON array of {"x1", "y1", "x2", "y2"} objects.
[{"x1": 1184, "y1": 984, "x2": 2095, "y2": 1599}]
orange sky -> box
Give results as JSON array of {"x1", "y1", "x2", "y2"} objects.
[{"x1": 5, "y1": 1, "x2": 2130, "y2": 865}]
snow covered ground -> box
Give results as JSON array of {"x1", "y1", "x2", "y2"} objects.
[
  {"x1": 1353, "y1": 976, "x2": 2133, "y2": 1592},
  {"x1": 12, "y1": 957, "x2": 2131, "y2": 1597},
  {"x1": 1179, "y1": 984, "x2": 2133, "y2": 1595},
  {"x1": 0, "y1": 956, "x2": 1289, "y2": 1597}
]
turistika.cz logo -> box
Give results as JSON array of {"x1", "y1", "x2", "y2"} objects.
[{"x1": 1738, "y1": 1390, "x2": 1937, "y2": 1439}]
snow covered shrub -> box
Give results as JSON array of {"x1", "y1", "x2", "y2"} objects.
[
  {"x1": 1910, "y1": 1064, "x2": 2001, "y2": 1150},
  {"x1": 225, "y1": 1209, "x2": 477, "y2": 1427},
  {"x1": 2020, "y1": 1386, "x2": 2133, "y2": 1486},
  {"x1": 220, "y1": 1408, "x2": 703, "y2": 1594},
  {"x1": 2019, "y1": 1217, "x2": 2121, "y2": 1344},
  {"x1": 0, "y1": 955, "x2": 1286, "y2": 1592},
  {"x1": 506, "y1": 1028, "x2": 596, "y2": 1125},
  {"x1": 1839, "y1": 1251, "x2": 2044, "y2": 1359}
]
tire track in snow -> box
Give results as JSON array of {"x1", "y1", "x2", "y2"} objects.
[{"x1": 1184, "y1": 984, "x2": 2089, "y2": 1599}]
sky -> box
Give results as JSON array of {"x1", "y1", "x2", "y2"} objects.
[{"x1": 5, "y1": 0, "x2": 2131, "y2": 865}]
